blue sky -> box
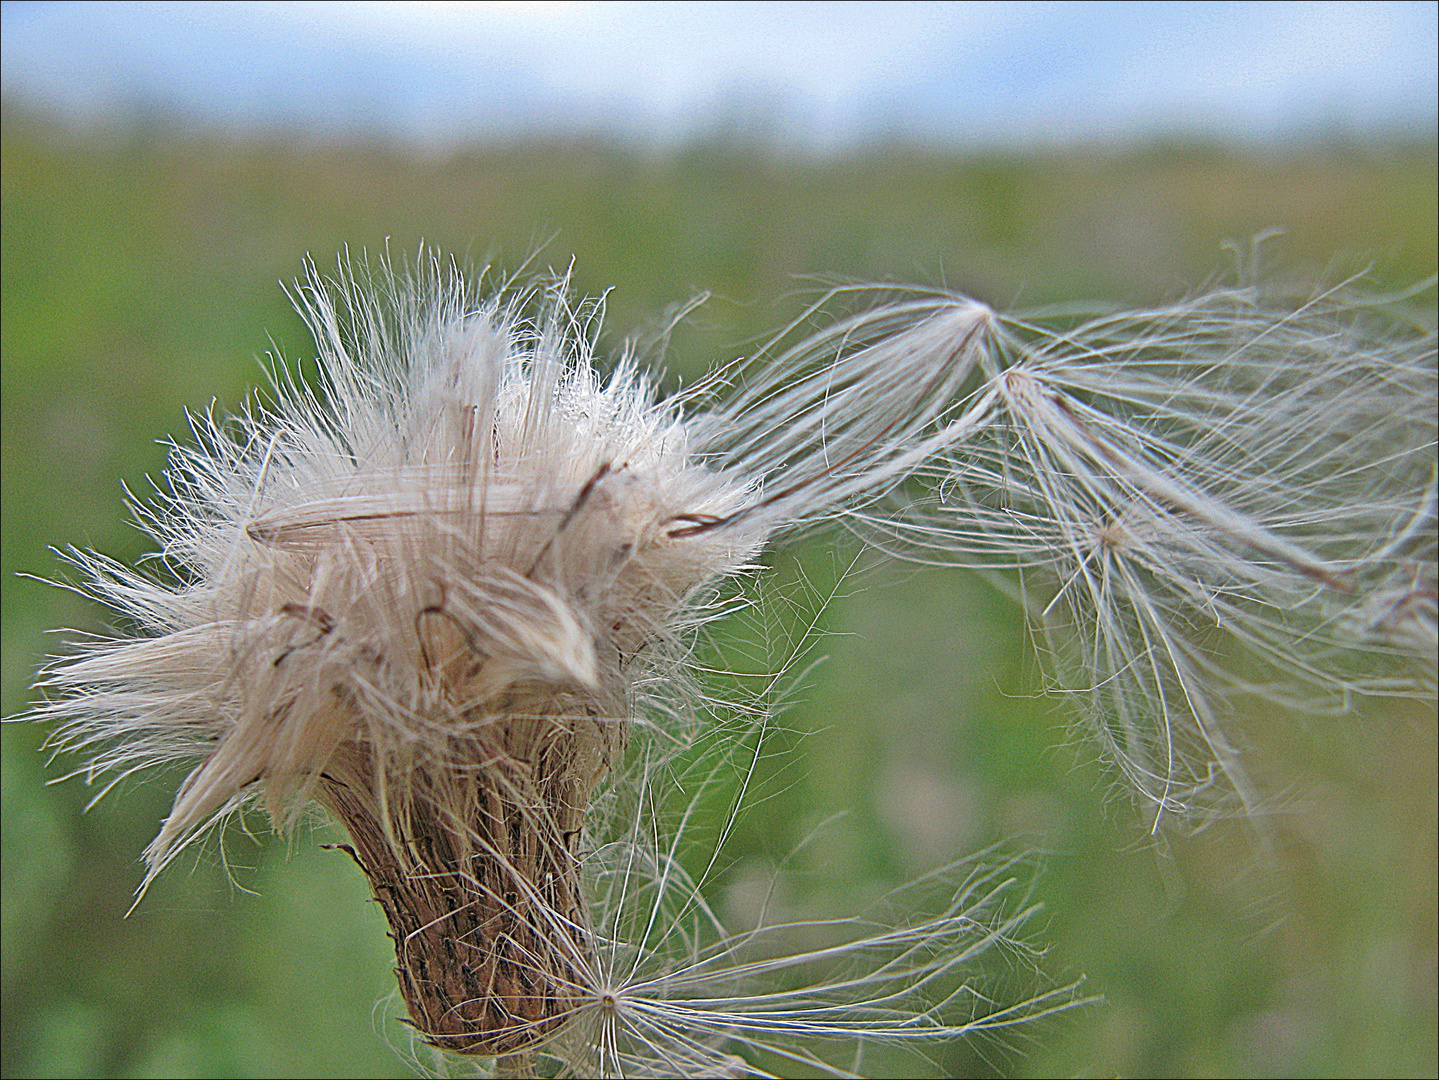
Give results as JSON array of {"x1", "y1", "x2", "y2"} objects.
[{"x1": 2, "y1": 1, "x2": 1435, "y2": 149}]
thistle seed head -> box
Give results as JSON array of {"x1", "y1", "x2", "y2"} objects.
[
  {"x1": 22, "y1": 249, "x2": 1435, "y2": 1073},
  {"x1": 31, "y1": 253, "x2": 1002, "y2": 1060}
]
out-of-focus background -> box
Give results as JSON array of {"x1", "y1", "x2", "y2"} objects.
[{"x1": 2, "y1": 2, "x2": 1435, "y2": 1076}]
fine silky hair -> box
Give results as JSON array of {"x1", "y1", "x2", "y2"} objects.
[{"x1": 25, "y1": 251, "x2": 1436, "y2": 1077}]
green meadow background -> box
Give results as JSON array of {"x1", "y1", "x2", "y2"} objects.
[{"x1": 2, "y1": 102, "x2": 1435, "y2": 1078}]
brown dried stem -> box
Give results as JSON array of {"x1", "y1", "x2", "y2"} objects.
[{"x1": 321, "y1": 706, "x2": 622, "y2": 1057}]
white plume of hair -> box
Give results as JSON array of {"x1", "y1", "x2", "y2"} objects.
[
  {"x1": 860, "y1": 277, "x2": 1436, "y2": 821},
  {"x1": 26, "y1": 249, "x2": 1434, "y2": 1074}
]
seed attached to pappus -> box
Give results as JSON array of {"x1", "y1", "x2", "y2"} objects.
[
  {"x1": 24, "y1": 251, "x2": 1434, "y2": 1074},
  {"x1": 135, "y1": 302, "x2": 768, "y2": 1051},
  {"x1": 33, "y1": 255, "x2": 996, "y2": 1058}
]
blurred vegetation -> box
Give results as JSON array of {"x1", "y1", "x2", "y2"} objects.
[{"x1": 2, "y1": 99, "x2": 1435, "y2": 1078}]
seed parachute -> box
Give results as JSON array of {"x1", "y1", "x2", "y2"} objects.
[{"x1": 27, "y1": 252, "x2": 1435, "y2": 1076}]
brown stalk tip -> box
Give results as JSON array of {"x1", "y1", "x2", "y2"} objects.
[{"x1": 320, "y1": 711, "x2": 619, "y2": 1058}]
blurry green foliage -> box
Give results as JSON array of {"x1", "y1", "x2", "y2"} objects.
[{"x1": 3, "y1": 101, "x2": 1435, "y2": 1077}]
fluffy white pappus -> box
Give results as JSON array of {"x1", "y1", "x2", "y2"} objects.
[
  {"x1": 516, "y1": 786, "x2": 1088, "y2": 1080},
  {"x1": 30, "y1": 253, "x2": 1017, "y2": 1069},
  {"x1": 36, "y1": 258, "x2": 995, "y2": 881},
  {"x1": 44, "y1": 266, "x2": 733, "y2": 878},
  {"x1": 24, "y1": 251, "x2": 1434, "y2": 1070},
  {"x1": 862, "y1": 276, "x2": 1437, "y2": 822}
]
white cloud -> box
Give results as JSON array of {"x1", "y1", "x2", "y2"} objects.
[{"x1": 2, "y1": 0, "x2": 1433, "y2": 147}]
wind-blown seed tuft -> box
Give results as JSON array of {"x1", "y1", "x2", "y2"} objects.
[{"x1": 23, "y1": 251, "x2": 1436, "y2": 1073}]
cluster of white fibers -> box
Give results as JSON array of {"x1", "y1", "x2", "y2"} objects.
[
  {"x1": 862, "y1": 276, "x2": 1437, "y2": 822},
  {"x1": 26, "y1": 251, "x2": 1435, "y2": 1076}
]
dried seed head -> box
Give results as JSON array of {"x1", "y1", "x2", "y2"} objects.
[
  {"x1": 52, "y1": 258, "x2": 778, "y2": 1052},
  {"x1": 22, "y1": 249, "x2": 1434, "y2": 1072},
  {"x1": 32, "y1": 254, "x2": 1000, "y2": 1058}
]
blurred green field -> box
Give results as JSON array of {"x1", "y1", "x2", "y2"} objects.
[{"x1": 2, "y1": 103, "x2": 1435, "y2": 1078}]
